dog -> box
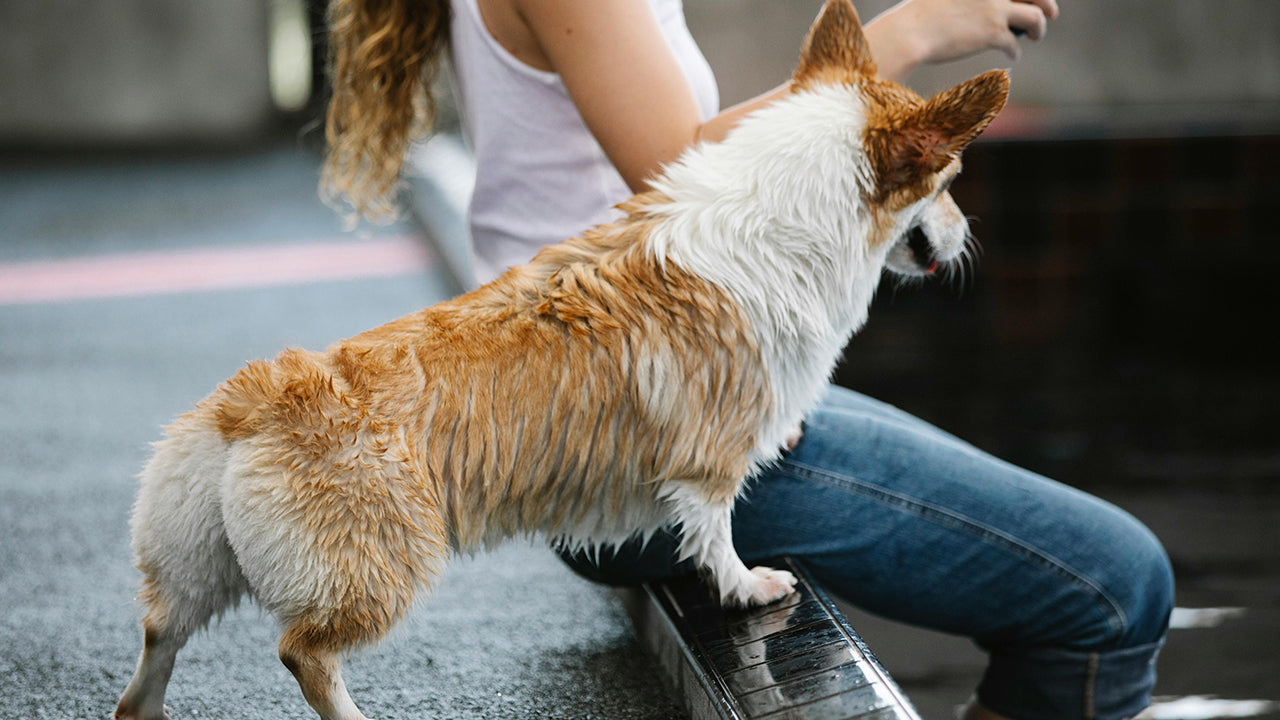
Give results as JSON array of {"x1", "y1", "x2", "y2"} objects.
[{"x1": 113, "y1": 2, "x2": 1007, "y2": 718}]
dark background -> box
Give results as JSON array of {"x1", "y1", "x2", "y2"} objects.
[{"x1": 836, "y1": 135, "x2": 1280, "y2": 496}]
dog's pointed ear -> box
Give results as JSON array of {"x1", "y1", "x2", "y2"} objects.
[
  {"x1": 794, "y1": 0, "x2": 876, "y2": 86},
  {"x1": 870, "y1": 70, "x2": 1009, "y2": 197},
  {"x1": 917, "y1": 70, "x2": 1010, "y2": 163}
]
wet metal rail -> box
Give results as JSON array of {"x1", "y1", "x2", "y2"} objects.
[{"x1": 620, "y1": 556, "x2": 924, "y2": 720}]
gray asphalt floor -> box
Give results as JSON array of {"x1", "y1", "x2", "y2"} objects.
[{"x1": 2, "y1": 143, "x2": 1277, "y2": 720}]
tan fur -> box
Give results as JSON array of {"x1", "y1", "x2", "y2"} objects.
[{"x1": 863, "y1": 72, "x2": 1007, "y2": 209}]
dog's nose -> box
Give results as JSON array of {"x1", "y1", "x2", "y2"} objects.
[{"x1": 906, "y1": 226, "x2": 936, "y2": 273}]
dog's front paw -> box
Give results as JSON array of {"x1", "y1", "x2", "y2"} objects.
[{"x1": 731, "y1": 566, "x2": 797, "y2": 607}]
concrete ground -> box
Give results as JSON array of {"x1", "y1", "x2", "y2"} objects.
[{"x1": 2, "y1": 143, "x2": 1277, "y2": 720}]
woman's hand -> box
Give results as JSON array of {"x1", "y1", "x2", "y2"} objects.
[{"x1": 866, "y1": 0, "x2": 1059, "y2": 82}]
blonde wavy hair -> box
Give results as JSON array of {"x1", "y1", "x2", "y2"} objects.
[{"x1": 322, "y1": 0, "x2": 450, "y2": 220}]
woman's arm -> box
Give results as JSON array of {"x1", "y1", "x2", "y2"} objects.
[
  {"x1": 513, "y1": 0, "x2": 788, "y2": 193},
  {"x1": 509, "y1": 0, "x2": 1057, "y2": 192}
]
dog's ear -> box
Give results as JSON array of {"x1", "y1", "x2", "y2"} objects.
[
  {"x1": 869, "y1": 70, "x2": 1009, "y2": 198},
  {"x1": 916, "y1": 70, "x2": 1010, "y2": 164},
  {"x1": 794, "y1": 0, "x2": 876, "y2": 86}
]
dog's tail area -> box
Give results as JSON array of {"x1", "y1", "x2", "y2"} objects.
[
  {"x1": 212, "y1": 356, "x2": 285, "y2": 440},
  {"x1": 211, "y1": 349, "x2": 350, "y2": 442}
]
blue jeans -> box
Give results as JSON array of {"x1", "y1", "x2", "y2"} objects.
[{"x1": 561, "y1": 385, "x2": 1174, "y2": 720}]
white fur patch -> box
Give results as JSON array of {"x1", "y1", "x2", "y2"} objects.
[
  {"x1": 657, "y1": 482, "x2": 795, "y2": 605},
  {"x1": 644, "y1": 86, "x2": 885, "y2": 468}
]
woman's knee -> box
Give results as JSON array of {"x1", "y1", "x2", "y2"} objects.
[
  {"x1": 994, "y1": 503, "x2": 1174, "y2": 655},
  {"x1": 1111, "y1": 518, "x2": 1175, "y2": 648},
  {"x1": 1069, "y1": 508, "x2": 1174, "y2": 652},
  {"x1": 975, "y1": 515, "x2": 1172, "y2": 720}
]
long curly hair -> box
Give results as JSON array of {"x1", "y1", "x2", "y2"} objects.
[{"x1": 322, "y1": 0, "x2": 450, "y2": 220}]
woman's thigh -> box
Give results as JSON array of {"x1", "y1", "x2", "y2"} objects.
[{"x1": 564, "y1": 386, "x2": 1172, "y2": 651}]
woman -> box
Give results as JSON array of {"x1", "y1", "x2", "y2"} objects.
[{"x1": 322, "y1": 2, "x2": 1173, "y2": 719}]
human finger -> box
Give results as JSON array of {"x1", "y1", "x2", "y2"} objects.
[
  {"x1": 1007, "y1": 2, "x2": 1049, "y2": 41},
  {"x1": 1019, "y1": 0, "x2": 1060, "y2": 21},
  {"x1": 994, "y1": 28, "x2": 1022, "y2": 61}
]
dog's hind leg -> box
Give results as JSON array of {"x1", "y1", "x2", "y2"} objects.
[
  {"x1": 219, "y1": 433, "x2": 448, "y2": 720},
  {"x1": 113, "y1": 600, "x2": 195, "y2": 720},
  {"x1": 262, "y1": 515, "x2": 437, "y2": 720},
  {"x1": 661, "y1": 481, "x2": 797, "y2": 607},
  {"x1": 256, "y1": 498, "x2": 442, "y2": 720},
  {"x1": 116, "y1": 426, "x2": 248, "y2": 720},
  {"x1": 277, "y1": 621, "x2": 375, "y2": 720}
]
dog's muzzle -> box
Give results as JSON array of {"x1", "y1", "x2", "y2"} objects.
[{"x1": 906, "y1": 226, "x2": 939, "y2": 275}]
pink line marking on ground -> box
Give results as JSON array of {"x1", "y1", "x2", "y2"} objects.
[{"x1": 0, "y1": 236, "x2": 433, "y2": 306}]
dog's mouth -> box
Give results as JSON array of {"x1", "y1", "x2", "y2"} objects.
[{"x1": 905, "y1": 226, "x2": 940, "y2": 275}]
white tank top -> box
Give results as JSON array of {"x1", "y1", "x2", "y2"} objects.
[{"x1": 448, "y1": 0, "x2": 719, "y2": 283}]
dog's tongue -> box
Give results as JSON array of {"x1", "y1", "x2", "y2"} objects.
[{"x1": 926, "y1": 261, "x2": 939, "y2": 275}]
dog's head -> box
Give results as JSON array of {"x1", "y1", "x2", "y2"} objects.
[
  {"x1": 793, "y1": 0, "x2": 1008, "y2": 279},
  {"x1": 640, "y1": 0, "x2": 1009, "y2": 353}
]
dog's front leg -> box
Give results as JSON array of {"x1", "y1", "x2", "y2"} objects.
[{"x1": 660, "y1": 482, "x2": 797, "y2": 606}]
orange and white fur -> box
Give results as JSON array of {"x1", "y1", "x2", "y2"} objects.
[{"x1": 114, "y1": 2, "x2": 1007, "y2": 718}]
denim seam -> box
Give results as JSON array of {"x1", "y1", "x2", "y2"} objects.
[
  {"x1": 1084, "y1": 652, "x2": 1100, "y2": 720},
  {"x1": 779, "y1": 458, "x2": 1130, "y2": 643}
]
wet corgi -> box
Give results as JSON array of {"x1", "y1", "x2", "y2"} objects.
[{"x1": 114, "y1": 1, "x2": 1007, "y2": 718}]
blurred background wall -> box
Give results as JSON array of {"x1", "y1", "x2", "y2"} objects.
[
  {"x1": 0, "y1": 0, "x2": 312, "y2": 145},
  {"x1": 3, "y1": 1, "x2": 1277, "y2": 143}
]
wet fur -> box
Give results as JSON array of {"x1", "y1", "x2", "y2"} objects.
[{"x1": 114, "y1": 2, "x2": 1007, "y2": 718}]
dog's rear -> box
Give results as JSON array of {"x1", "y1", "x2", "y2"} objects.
[
  {"x1": 116, "y1": 382, "x2": 249, "y2": 720},
  {"x1": 119, "y1": 350, "x2": 450, "y2": 719},
  {"x1": 116, "y1": 361, "x2": 282, "y2": 719}
]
